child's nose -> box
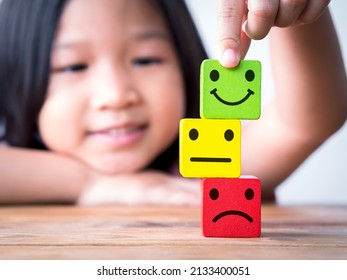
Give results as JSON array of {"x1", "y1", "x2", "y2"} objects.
[{"x1": 91, "y1": 67, "x2": 140, "y2": 110}]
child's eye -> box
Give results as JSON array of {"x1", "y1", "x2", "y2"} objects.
[
  {"x1": 53, "y1": 64, "x2": 88, "y2": 73},
  {"x1": 132, "y1": 57, "x2": 162, "y2": 66}
]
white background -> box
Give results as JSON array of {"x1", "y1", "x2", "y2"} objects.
[{"x1": 185, "y1": 0, "x2": 347, "y2": 205}]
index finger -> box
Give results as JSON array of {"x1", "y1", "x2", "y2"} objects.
[{"x1": 218, "y1": 0, "x2": 245, "y2": 68}]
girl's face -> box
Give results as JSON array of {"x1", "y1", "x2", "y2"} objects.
[{"x1": 38, "y1": 0, "x2": 185, "y2": 173}]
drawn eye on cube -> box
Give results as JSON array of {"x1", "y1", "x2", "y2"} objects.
[
  {"x1": 179, "y1": 118, "x2": 241, "y2": 178},
  {"x1": 200, "y1": 59, "x2": 261, "y2": 120},
  {"x1": 201, "y1": 177, "x2": 261, "y2": 238}
]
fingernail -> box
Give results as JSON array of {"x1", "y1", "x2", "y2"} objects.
[
  {"x1": 242, "y1": 20, "x2": 248, "y2": 34},
  {"x1": 220, "y1": 49, "x2": 240, "y2": 68}
]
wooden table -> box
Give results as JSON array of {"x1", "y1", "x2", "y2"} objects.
[{"x1": 0, "y1": 205, "x2": 346, "y2": 259}]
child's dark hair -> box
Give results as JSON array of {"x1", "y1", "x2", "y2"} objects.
[
  {"x1": 0, "y1": 0, "x2": 208, "y2": 172},
  {"x1": 0, "y1": 0, "x2": 66, "y2": 148}
]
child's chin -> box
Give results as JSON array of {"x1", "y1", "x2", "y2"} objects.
[{"x1": 86, "y1": 157, "x2": 146, "y2": 175}]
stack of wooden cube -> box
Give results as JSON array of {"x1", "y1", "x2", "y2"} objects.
[{"x1": 179, "y1": 59, "x2": 262, "y2": 237}]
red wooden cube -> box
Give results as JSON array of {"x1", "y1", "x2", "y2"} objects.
[{"x1": 202, "y1": 176, "x2": 261, "y2": 238}]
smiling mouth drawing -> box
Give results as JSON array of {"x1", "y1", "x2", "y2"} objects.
[
  {"x1": 211, "y1": 88, "x2": 254, "y2": 106},
  {"x1": 190, "y1": 157, "x2": 231, "y2": 163},
  {"x1": 213, "y1": 210, "x2": 253, "y2": 223}
]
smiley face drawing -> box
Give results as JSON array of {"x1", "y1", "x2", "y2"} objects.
[
  {"x1": 201, "y1": 177, "x2": 261, "y2": 238},
  {"x1": 200, "y1": 59, "x2": 261, "y2": 120},
  {"x1": 179, "y1": 118, "x2": 241, "y2": 178}
]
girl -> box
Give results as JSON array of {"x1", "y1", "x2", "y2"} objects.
[{"x1": 0, "y1": 0, "x2": 346, "y2": 205}]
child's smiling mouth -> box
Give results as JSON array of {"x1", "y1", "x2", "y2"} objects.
[{"x1": 87, "y1": 124, "x2": 148, "y2": 148}]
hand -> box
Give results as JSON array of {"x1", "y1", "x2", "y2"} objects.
[
  {"x1": 218, "y1": 0, "x2": 330, "y2": 67},
  {"x1": 78, "y1": 170, "x2": 200, "y2": 206}
]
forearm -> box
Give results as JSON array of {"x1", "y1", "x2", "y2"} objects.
[
  {"x1": 0, "y1": 147, "x2": 200, "y2": 206},
  {"x1": 270, "y1": 9, "x2": 347, "y2": 141},
  {"x1": 242, "y1": 9, "x2": 347, "y2": 192},
  {"x1": 0, "y1": 147, "x2": 89, "y2": 204}
]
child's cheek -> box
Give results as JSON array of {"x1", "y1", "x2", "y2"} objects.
[{"x1": 38, "y1": 94, "x2": 83, "y2": 154}]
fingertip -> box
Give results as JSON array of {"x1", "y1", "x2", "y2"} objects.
[{"x1": 219, "y1": 49, "x2": 240, "y2": 68}]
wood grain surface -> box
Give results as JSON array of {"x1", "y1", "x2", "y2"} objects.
[{"x1": 0, "y1": 205, "x2": 346, "y2": 259}]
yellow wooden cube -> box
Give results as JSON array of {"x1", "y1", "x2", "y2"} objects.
[{"x1": 179, "y1": 118, "x2": 241, "y2": 178}]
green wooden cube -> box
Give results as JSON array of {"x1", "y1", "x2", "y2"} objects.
[{"x1": 200, "y1": 59, "x2": 261, "y2": 119}]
